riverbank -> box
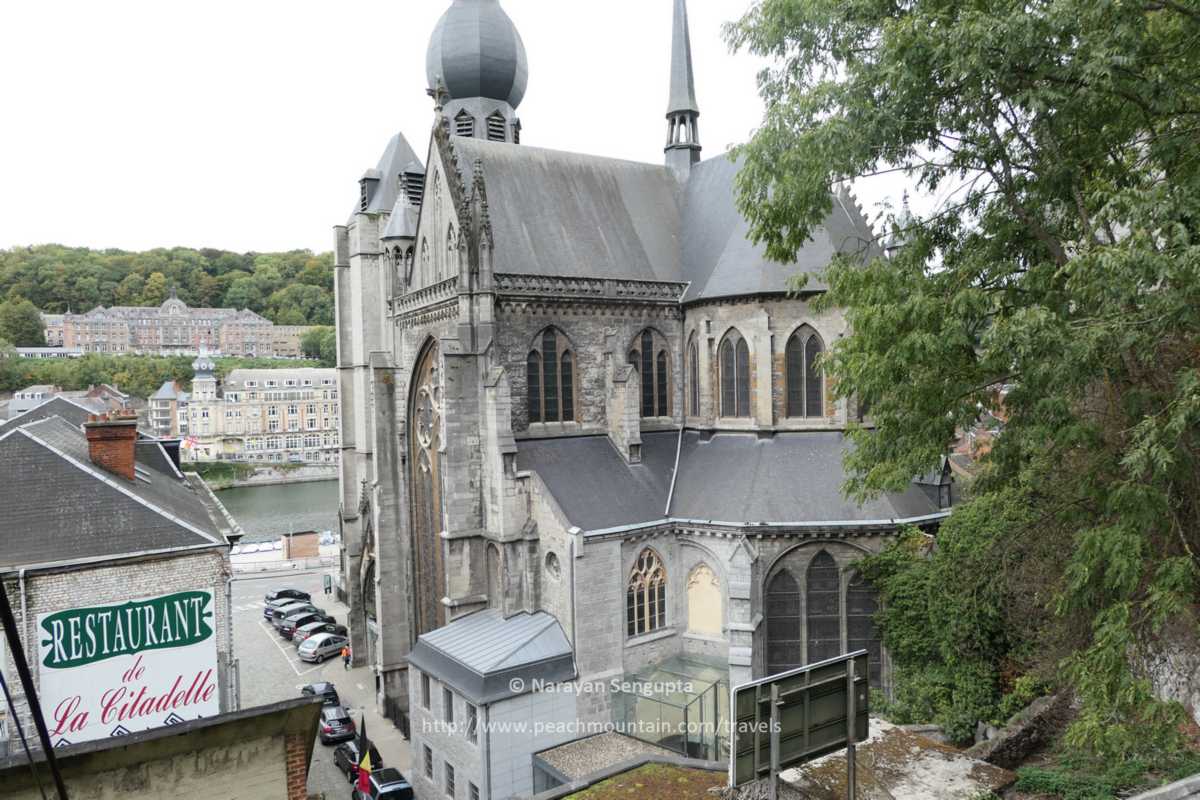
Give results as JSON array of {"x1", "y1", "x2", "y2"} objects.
[
  {"x1": 212, "y1": 479, "x2": 339, "y2": 543},
  {"x1": 183, "y1": 462, "x2": 338, "y2": 490}
]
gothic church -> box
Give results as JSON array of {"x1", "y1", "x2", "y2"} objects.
[{"x1": 335, "y1": 0, "x2": 950, "y2": 756}]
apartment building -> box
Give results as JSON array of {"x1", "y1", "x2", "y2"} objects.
[
  {"x1": 53, "y1": 293, "x2": 315, "y2": 358},
  {"x1": 182, "y1": 356, "x2": 338, "y2": 464}
]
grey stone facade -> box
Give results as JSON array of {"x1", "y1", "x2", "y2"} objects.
[{"x1": 334, "y1": 0, "x2": 952, "y2": 775}]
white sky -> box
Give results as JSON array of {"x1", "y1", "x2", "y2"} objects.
[{"x1": 0, "y1": 0, "x2": 916, "y2": 255}]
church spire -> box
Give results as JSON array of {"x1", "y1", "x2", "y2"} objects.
[{"x1": 665, "y1": 0, "x2": 701, "y2": 178}]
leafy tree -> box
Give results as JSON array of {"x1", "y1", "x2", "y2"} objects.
[
  {"x1": 0, "y1": 245, "x2": 333, "y2": 324},
  {"x1": 0, "y1": 297, "x2": 47, "y2": 346},
  {"x1": 141, "y1": 272, "x2": 169, "y2": 305},
  {"x1": 224, "y1": 275, "x2": 263, "y2": 311},
  {"x1": 730, "y1": 0, "x2": 1200, "y2": 765},
  {"x1": 113, "y1": 273, "x2": 145, "y2": 305},
  {"x1": 301, "y1": 326, "x2": 337, "y2": 366}
]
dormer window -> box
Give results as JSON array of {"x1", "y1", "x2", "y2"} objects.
[
  {"x1": 455, "y1": 110, "x2": 476, "y2": 137},
  {"x1": 487, "y1": 112, "x2": 506, "y2": 142}
]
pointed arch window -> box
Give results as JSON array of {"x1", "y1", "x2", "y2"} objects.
[
  {"x1": 765, "y1": 570, "x2": 801, "y2": 675},
  {"x1": 847, "y1": 571, "x2": 882, "y2": 688},
  {"x1": 527, "y1": 327, "x2": 576, "y2": 425},
  {"x1": 806, "y1": 551, "x2": 841, "y2": 664},
  {"x1": 627, "y1": 549, "x2": 666, "y2": 637},
  {"x1": 718, "y1": 330, "x2": 751, "y2": 417},
  {"x1": 786, "y1": 326, "x2": 825, "y2": 418},
  {"x1": 628, "y1": 329, "x2": 672, "y2": 418},
  {"x1": 687, "y1": 335, "x2": 700, "y2": 416}
]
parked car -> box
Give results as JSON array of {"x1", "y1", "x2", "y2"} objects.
[
  {"x1": 351, "y1": 768, "x2": 414, "y2": 800},
  {"x1": 317, "y1": 704, "x2": 356, "y2": 745},
  {"x1": 265, "y1": 588, "x2": 310, "y2": 604},
  {"x1": 279, "y1": 612, "x2": 335, "y2": 640},
  {"x1": 298, "y1": 632, "x2": 349, "y2": 663},
  {"x1": 333, "y1": 740, "x2": 384, "y2": 783},
  {"x1": 293, "y1": 620, "x2": 348, "y2": 646},
  {"x1": 266, "y1": 602, "x2": 323, "y2": 625},
  {"x1": 300, "y1": 682, "x2": 339, "y2": 706}
]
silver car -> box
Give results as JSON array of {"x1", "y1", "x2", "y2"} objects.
[{"x1": 298, "y1": 632, "x2": 349, "y2": 663}]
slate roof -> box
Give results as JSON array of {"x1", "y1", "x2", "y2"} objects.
[
  {"x1": 151, "y1": 380, "x2": 181, "y2": 400},
  {"x1": 680, "y1": 157, "x2": 881, "y2": 302},
  {"x1": 668, "y1": 431, "x2": 938, "y2": 524},
  {"x1": 361, "y1": 133, "x2": 423, "y2": 216},
  {"x1": 515, "y1": 432, "x2": 676, "y2": 530},
  {"x1": 0, "y1": 416, "x2": 234, "y2": 569},
  {"x1": 407, "y1": 609, "x2": 576, "y2": 704},
  {"x1": 445, "y1": 137, "x2": 879, "y2": 300},
  {"x1": 516, "y1": 431, "x2": 943, "y2": 533},
  {"x1": 450, "y1": 137, "x2": 683, "y2": 282},
  {"x1": 1, "y1": 395, "x2": 107, "y2": 430}
]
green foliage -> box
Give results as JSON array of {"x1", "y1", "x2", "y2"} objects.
[
  {"x1": 1010, "y1": 753, "x2": 1198, "y2": 800},
  {"x1": 730, "y1": 0, "x2": 1200, "y2": 764},
  {"x1": 0, "y1": 297, "x2": 47, "y2": 346},
  {"x1": 300, "y1": 326, "x2": 337, "y2": 367},
  {"x1": 0, "y1": 354, "x2": 319, "y2": 400},
  {"x1": 0, "y1": 245, "x2": 334, "y2": 325},
  {"x1": 994, "y1": 675, "x2": 1049, "y2": 726}
]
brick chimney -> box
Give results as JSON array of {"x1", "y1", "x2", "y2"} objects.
[{"x1": 84, "y1": 413, "x2": 139, "y2": 481}]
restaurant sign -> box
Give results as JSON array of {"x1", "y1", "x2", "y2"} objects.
[{"x1": 38, "y1": 589, "x2": 219, "y2": 746}]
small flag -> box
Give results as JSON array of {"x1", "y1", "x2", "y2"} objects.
[{"x1": 356, "y1": 716, "x2": 372, "y2": 792}]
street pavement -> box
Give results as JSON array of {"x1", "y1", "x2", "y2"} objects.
[{"x1": 231, "y1": 571, "x2": 411, "y2": 799}]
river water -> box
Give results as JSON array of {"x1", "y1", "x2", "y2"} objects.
[{"x1": 215, "y1": 480, "x2": 340, "y2": 542}]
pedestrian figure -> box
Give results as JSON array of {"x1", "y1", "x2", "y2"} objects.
[{"x1": 342, "y1": 645, "x2": 351, "y2": 670}]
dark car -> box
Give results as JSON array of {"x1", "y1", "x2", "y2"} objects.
[
  {"x1": 294, "y1": 621, "x2": 349, "y2": 646},
  {"x1": 266, "y1": 602, "x2": 323, "y2": 625},
  {"x1": 279, "y1": 612, "x2": 335, "y2": 640},
  {"x1": 301, "y1": 682, "x2": 340, "y2": 706},
  {"x1": 333, "y1": 740, "x2": 384, "y2": 783},
  {"x1": 318, "y1": 704, "x2": 356, "y2": 744},
  {"x1": 351, "y1": 768, "x2": 414, "y2": 800},
  {"x1": 264, "y1": 588, "x2": 310, "y2": 604}
]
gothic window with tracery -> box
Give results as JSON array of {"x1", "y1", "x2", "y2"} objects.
[
  {"x1": 628, "y1": 328, "x2": 671, "y2": 418},
  {"x1": 409, "y1": 341, "x2": 445, "y2": 634},
  {"x1": 786, "y1": 326, "x2": 825, "y2": 418},
  {"x1": 626, "y1": 549, "x2": 666, "y2": 637},
  {"x1": 719, "y1": 330, "x2": 751, "y2": 417},
  {"x1": 526, "y1": 327, "x2": 576, "y2": 424},
  {"x1": 807, "y1": 551, "x2": 841, "y2": 664}
]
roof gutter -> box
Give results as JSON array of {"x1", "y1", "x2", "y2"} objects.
[
  {"x1": 0, "y1": 541, "x2": 229, "y2": 577},
  {"x1": 580, "y1": 510, "x2": 952, "y2": 539}
]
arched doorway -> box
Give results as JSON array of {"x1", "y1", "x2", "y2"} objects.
[{"x1": 409, "y1": 341, "x2": 445, "y2": 635}]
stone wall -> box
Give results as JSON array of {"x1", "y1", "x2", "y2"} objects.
[
  {"x1": 684, "y1": 296, "x2": 851, "y2": 430},
  {"x1": 496, "y1": 303, "x2": 684, "y2": 434},
  {"x1": 1138, "y1": 612, "x2": 1200, "y2": 727}
]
